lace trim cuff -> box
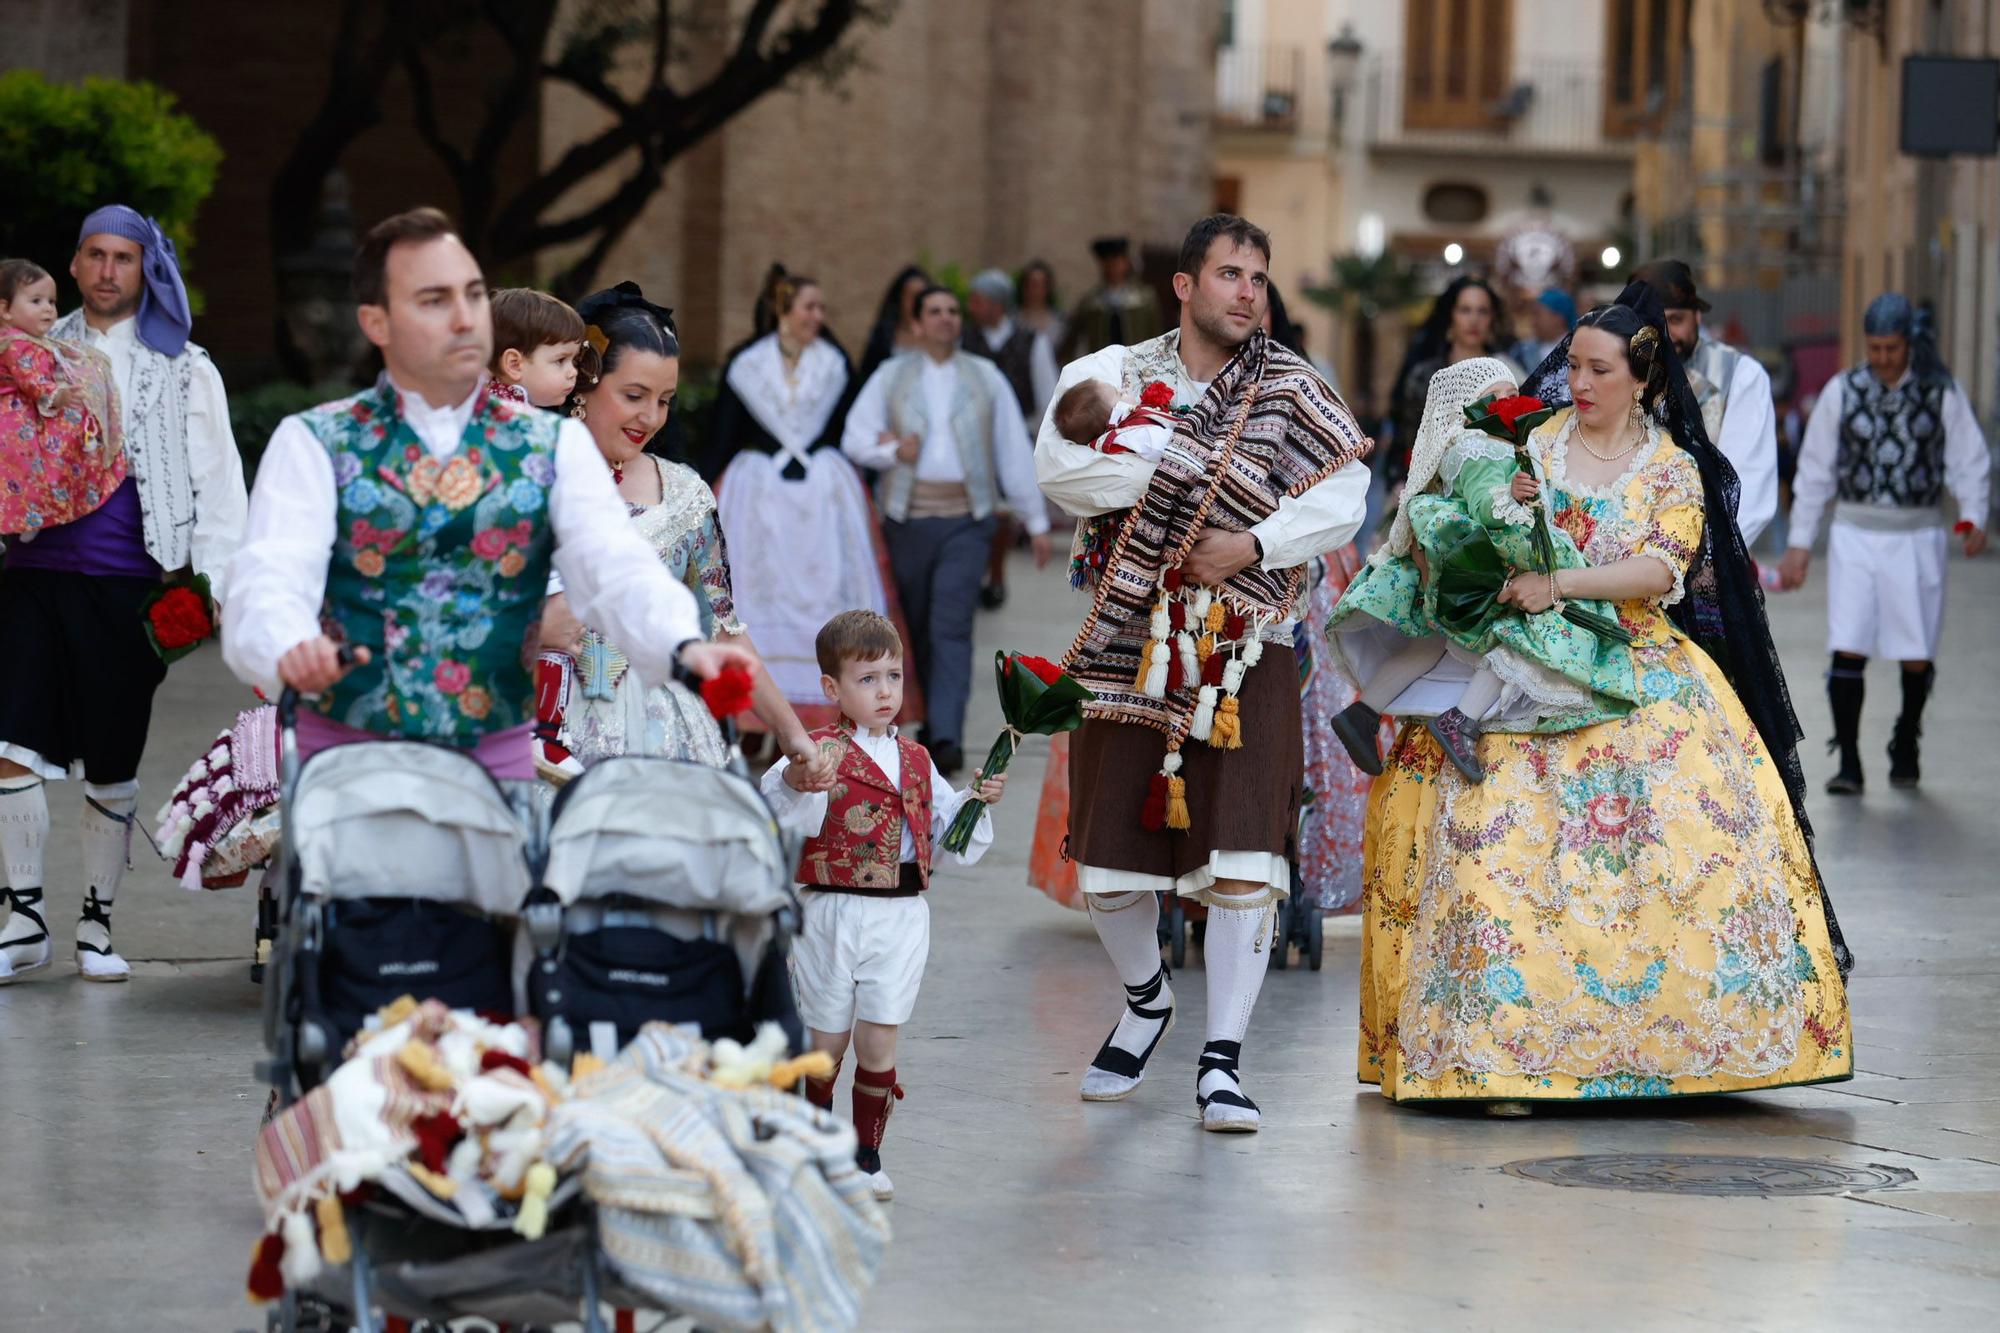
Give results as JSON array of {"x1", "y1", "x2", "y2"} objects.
[{"x1": 1487, "y1": 485, "x2": 1536, "y2": 528}]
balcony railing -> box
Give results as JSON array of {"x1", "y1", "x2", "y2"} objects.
[
  {"x1": 1215, "y1": 44, "x2": 1306, "y2": 133},
  {"x1": 1360, "y1": 56, "x2": 1637, "y2": 158}
]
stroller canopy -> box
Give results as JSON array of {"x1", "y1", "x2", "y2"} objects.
[
  {"x1": 542, "y1": 757, "x2": 792, "y2": 915},
  {"x1": 290, "y1": 741, "x2": 531, "y2": 916}
]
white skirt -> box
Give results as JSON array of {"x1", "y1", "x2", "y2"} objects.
[
  {"x1": 716, "y1": 451, "x2": 890, "y2": 704},
  {"x1": 1826, "y1": 520, "x2": 1949, "y2": 660}
]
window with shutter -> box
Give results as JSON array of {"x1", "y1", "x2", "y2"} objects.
[
  {"x1": 1404, "y1": 0, "x2": 1514, "y2": 131},
  {"x1": 1603, "y1": 0, "x2": 1688, "y2": 137}
]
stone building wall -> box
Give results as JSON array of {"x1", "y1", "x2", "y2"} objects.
[{"x1": 541, "y1": 0, "x2": 1219, "y2": 366}]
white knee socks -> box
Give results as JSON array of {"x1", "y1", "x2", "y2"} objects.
[
  {"x1": 1361, "y1": 639, "x2": 1449, "y2": 712},
  {"x1": 0, "y1": 778, "x2": 51, "y2": 977},
  {"x1": 1198, "y1": 898, "x2": 1273, "y2": 1129},
  {"x1": 77, "y1": 780, "x2": 139, "y2": 980},
  {"x1": 1082, "y1": 891, "x2": 1175, "y2": 1100},
  {"x1": 1457, "y1": 666, "x2": 1503, "y2": 722}
]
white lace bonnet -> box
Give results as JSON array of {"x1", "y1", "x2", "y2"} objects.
[{"x1": 1372, "y1": 355, "x2": 1518, "y2": 564}]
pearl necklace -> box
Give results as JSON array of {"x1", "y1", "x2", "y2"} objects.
[{"x1": 1575, "y1": 422, "x2": 1643, "y2": 463}]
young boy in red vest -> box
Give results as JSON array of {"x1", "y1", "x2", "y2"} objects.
[{"x1": 760, "y1": 608, "x2": 1006, "y2": 1202}]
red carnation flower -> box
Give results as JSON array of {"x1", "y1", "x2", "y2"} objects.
[
  {"x1": 147, "y1": 588, "x2": 213, "y2": 651},
  {"x1": 1017, "y1": 654, "x2": 1064, "y2": 685},
  {"x1": 1493, "y1": 395, "x2": 1548, "y2": 431},
  {"x1": 1139, "y1": 381, "x2": 1175, "y2": 409},
  {"x1": 700, "y1": 663, "x2": 756, "y2": 720}
]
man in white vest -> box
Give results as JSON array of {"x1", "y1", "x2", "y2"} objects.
[
  {"x1": 1632, "y1": 259, "x2": 1779, "y2": 549},
  {"x1": 842, "y1": 285, "x2": 1051, "y2": 776},
  {"x1": 0, "y1": 204, "x2": 248, "y2": 982}
]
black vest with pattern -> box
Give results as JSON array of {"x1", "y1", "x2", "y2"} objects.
[{"x1": 1836, "y1": 365, "x2": 1949, "y2": 508}]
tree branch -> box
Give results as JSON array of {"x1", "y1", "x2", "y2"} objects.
[
  {"x1": 401, "y1": 45, "x2": 470, "y2": 182},
  {"x1": 650, "y1": 0, "x2": 672, "y2": 90},
  {"x1": 490, "y1": 0, "x2": 864, "y2": 264}
]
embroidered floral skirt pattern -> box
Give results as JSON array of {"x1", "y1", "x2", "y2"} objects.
[{"x1": 1358, "y1": 634, "x2": 1852, "y2": 1101}]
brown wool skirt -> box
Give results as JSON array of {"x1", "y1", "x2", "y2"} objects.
[{"x1": 1068, "y1": 646, "x2": 1304, "y2": 891}]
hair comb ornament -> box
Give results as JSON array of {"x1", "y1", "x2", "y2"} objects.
[{"x1": 583, "y1": 325, "x2": 610, "y2": 359}]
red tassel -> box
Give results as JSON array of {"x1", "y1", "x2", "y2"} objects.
[
  {"x1": 1224, "y1": 612, "x2": 1247, "y2": 639},
  {"x1": 1163, "y1": 568, "x2": 1183, "y2": 591},
  {"x1": 1166, "y1": 650, "x2": 1185, "y2": 694},
  {"x1": 1168, "y1": 601, "x2": 1188, "y2": 632},
  {"x1": 410, "y1": 1111, "x2": 463, "y2": 1172},
  {"x1": 1140, "y1": 772, "x2": 1169, "y2": 830},
  {"x1": 246, "y1": 1232, "x2": 285, "y2": 1302},
  {"x1": 1202, "y1": 653, "x2": 1226, "y2": 687}
]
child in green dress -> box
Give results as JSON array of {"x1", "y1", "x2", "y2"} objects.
[{"x1": 1326, "y1": 357, "x2": 1640, "y2": 782}]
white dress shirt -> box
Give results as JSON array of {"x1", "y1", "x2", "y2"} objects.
[
  {"x1": 83, "y1": 316, "x2": 247, "y2": 600},
  {"x1": 1789, "y1": 370, "x2": 1991, "y2": 547},
  {"x1": 1035, "y1": 340, "x2": 1370, "y2": 573},
  {"x1": 840, "y1": 352, "x2": 1050, "y2": 534},
  {"x1": 222, "y1": 377, "x2": 704, "y2": 698},
  {"x1": 1709, "y1": 351, "x2": 1780, "y2": 549},
  {"x1": 759, "y1": 727, "x2": 993, "y2": 866}
]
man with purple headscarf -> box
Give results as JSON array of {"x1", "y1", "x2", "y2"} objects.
[
  {"x1": 0, "y1": 204, "x2": 247, "y2": 983},
  {"x1": 1780, "y1": 292, "x2": 1990, "y2": 794}
]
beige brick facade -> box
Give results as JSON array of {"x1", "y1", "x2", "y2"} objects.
[{"x1": 540, "y1": 0, "x2": 1219, "y2": 365}]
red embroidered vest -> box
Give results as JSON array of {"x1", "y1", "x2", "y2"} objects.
[{"x1": 796, "y1": 723, "x2": 934, "y2": 893}]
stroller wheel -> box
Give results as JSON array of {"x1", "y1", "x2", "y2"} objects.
[
  {"x1": 1167, "y1": 897, "x2": 1187, "y2": 970},
  {"x1": 1270, "y1": 896, "x2": 1290, "y2": 971},
  {"x1": 1306, "y1": 907, "x2": 1324, "y2": 971}
]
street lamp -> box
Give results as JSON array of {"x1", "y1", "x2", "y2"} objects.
[
  {"x1": 1444, "y1": 242, "x2": 1465, "y2": 266},
  {"x1": 1327, "y1": 24, "x2": 1364, "y2": 140}
]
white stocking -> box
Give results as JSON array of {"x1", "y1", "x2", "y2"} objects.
[
  {"x1": 1360, "y1": 638, "x2": 1448, "y2": 712},
  {"x1": 1198, "y1": 896, "x2": 1272, "y2": 1130},
  {"x1": 1081, "y1": 891, "x2": 1175, "y2": 1100},
  {"x1": 1457, "y1": 666, "x2": 1503, "y2": 721},
  {"x1": 77, "y1": 780, "x2": 138, "y2": 980},
  {"x1": 0, "y1": 779, "x2": 50, "y2": 972}
]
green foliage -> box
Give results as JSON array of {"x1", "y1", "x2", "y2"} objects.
[
  {"x1": 1304, "y1": 252, "x2": 1421, "y2": 320},
  {"x1": 229, "y1": 380, "x2": 351, "y2": 481},
  {"x1": 0, "y1": 72, "x2": 222, "y2": 307}
]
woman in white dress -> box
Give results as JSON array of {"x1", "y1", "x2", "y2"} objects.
[{"x1": 705, "y1": 265, "x2": 918, "y2": 729}]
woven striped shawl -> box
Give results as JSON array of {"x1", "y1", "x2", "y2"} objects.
[{"x1": 1063, "y1": 328, "x2": 1367, "y2": 737}]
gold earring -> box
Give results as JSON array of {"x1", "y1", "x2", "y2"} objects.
[{"x1": 1629, "y1": 388, "x2": 1645, "y2": 427}]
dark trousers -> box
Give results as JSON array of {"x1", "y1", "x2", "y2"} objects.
[{"x1": 882, "y1": 514, "x2": 996, "y2": 746}]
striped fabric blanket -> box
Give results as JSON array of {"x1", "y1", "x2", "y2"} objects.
[
  {"x1": 1064, "y1": 327, "x2": 1368, "y2": 740},
  {"x1": 547, "y1": 1025, "x2": 891, "y2": 1333}
]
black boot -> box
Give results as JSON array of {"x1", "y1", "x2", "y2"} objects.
[
  {"x1": 1825, "y1": 655, "x2": 1866, "y2": 795},
  {"x1": 1331, "y1": 701, "x2": 1385, "y2": 776},
  {"x1": 1888, "y1": 664, "x2": 1934, "y2": 789},
  {"x1": 1424, "y1": 706, "x2": 1487, "y2": 783}
]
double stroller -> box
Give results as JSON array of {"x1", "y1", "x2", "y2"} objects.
[{"x1": 257, "y1": 681, "x2": 805, "y2": 1333}]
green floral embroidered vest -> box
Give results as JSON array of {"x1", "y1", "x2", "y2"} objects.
[{"x1": 302, "y1": 380, "x2": 560, "y2": 746}]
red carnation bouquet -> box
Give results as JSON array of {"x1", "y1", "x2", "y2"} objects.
[
  {"x1": 140, "y1": 573, "x2": 216, "y2": 664},
  {"x1": 940, "y1": 651, "x2": 1094, "y2": 853},
  {"x1": 1460, "y1": 392, "x2": 1630, "y2": 644}
]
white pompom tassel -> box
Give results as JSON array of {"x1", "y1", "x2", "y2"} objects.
[
  {"x1": 1221, "y1": 658, "x2": 1247, "y2": 695},
  {"x1": 1191, "y1": 587, "x2": 1213, "y2": 620},
  {"x1": 279, "y1": 1210, "x2": 322, "y2": 1287},
  {"x1": 1190, "y1": 685, "x2": 1218, "y2": 741},
  {"x1": 1161, "y1": 748, "x2": 1183, "y2": 776},
  {"x1": 1150, "y1": 605, "x2": 1171, "y2": 640},
  {"x1": 1142, "y1": 642, "x2": 1170, "y2": 699},
  {"x1": 1176, "y1": 632, "x2": 1199, "y2": 685},
  {"x1": 1241, "y1": 636, "x2": 1264, "y2": 668}
]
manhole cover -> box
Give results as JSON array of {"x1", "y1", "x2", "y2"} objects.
[{"x1": 1502, "y1": 1153, "x2": 1916, "y2": 1197}]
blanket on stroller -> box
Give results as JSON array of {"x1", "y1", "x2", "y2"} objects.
[{"x1": 548, "y1": 1025, "x2": 892, "y2": 1333}]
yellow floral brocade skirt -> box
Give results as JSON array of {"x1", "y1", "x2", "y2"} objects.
[{"x1": 1357, "y1": 637, "x2": 1852, "y2": 1101}]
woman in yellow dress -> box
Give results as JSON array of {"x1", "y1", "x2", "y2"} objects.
[{"x1": 1357, "y1": 284, "x2": 1852, "y2": 1106}]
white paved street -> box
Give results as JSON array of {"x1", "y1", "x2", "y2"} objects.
[{"x1": 3, "y1": 550, "x2": 1998, "y2": 1330}]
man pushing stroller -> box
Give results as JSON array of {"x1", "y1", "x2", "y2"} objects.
[{"x1": 222, "y1": 206, "x2": 786, "y2": 768}]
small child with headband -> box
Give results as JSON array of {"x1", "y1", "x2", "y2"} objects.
[{"x1": 0, "y1": 258, "x2": 127, "y2": 541}]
